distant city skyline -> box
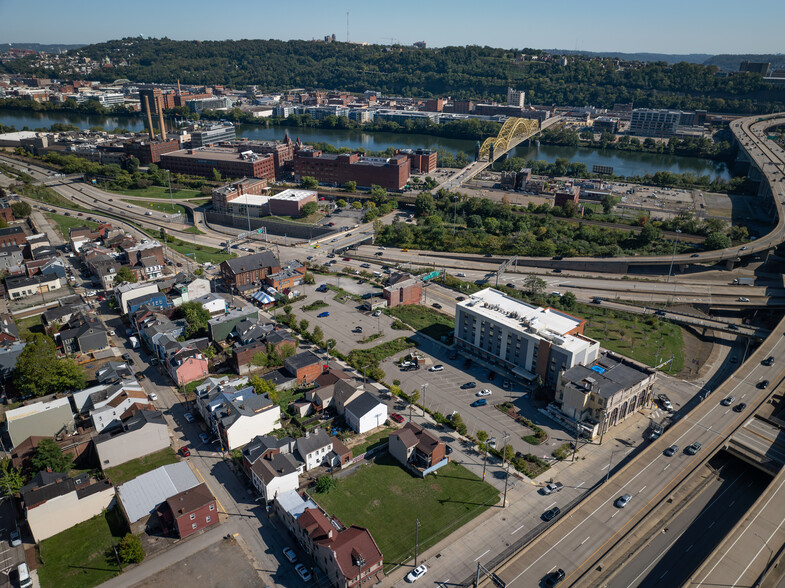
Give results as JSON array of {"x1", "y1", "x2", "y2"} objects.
[{"x1": 1, "y1": 0, "x2": 783, "y2": 55}]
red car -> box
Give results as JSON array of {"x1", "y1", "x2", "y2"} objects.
[
  {"x1": 179, "y1": 447, "x2": 191, "y2": 457},
  {"x1": 390, "y1": 413, "x2": 404, "y2": 423},
  {"x1": 343, "y1": 257, "x2": 351, "y2": 261}
]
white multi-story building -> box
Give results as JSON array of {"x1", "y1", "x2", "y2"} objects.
[
  {"x1": 507, "y1": 87, "x2": 526, "y2": 108},
  {"x1": 454, "y1": 288, "x2": 599, "y2": 388},
  {"x1": 629, "y1": 108, "x2": 682, "y2": 137}
]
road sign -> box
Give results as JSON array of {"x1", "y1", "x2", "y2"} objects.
[{"x1": 421, "y1": 270, "x2": 443, "y2": 282}]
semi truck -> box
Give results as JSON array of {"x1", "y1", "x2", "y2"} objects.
[{"x1": 733, "y1": 277, "x2": 755, "y2": 286}]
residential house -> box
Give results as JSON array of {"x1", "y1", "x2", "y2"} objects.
[
  {"x1": 332, "y1": 379, "x2": 364, "y2": 416},
  {"x1": 126, "y1": 291, "x2": 172, "y2": 315},
  {"x1": 219, "y1": 250, "x2": 281, "y2": 293},
  {"x1": 156, "y1": 483, "x2": 218, "y2": 538},
  {"x1": 265, "y1": 260, "x2": 306, "y2": 292},
  {"x1": 165, "y1": 343, "x2": 209, "y2": 386},
  {"x1": 95, "y1": 361, "x2": 136, "y2": 384},
  {"x1": 389, "y1": 422, "x2": 447, "y2": 474},
  {"x1": 137, "y1": 256, "x2": 163, "y2": 281},
  {"x1": 167, "y1": 276, "x2": 211, "y2": 306},
  {"x1": 193, "y1": 293, "x2": 226, "y2": 316},
  {"x1": 0, "y1": 313, "x2": 20, "y2": 343},
  {"x1": 234, "y1": 318, "x2": 274, "y2": 345},
  {"x1": 242, "y1": 435, "x2": 302, "y2": 502},
  {"x1": 305, "y1": 369, "x2": 352, "y2": 412},
  {"x1": 94, "y1": 410, "x2": 170, "y2": 470},
  {"x1": 55, "y1": 312, "x2": 108, "y2": 355},
  {"x1": 274, "y1": 490, "x2": 384, "y2": 588},
  {"x1": 42, "y1": 304, "x2": 81, "y2": 328},
  {"x1": 208, "y1": 306, "x2": 259, "y2": 342},
  {"x1": 25, "y1": 233, "x2": 50, "y2": 257},
  {"x1": 0, "y1": 245, "x2": 23, "y2": 272},
  {"x1": 295, "y1": 428, "x2": 335, "y2": 471},
  {"x1": 114, "y1": 282, "x2": 159, "y2": 314},
  {"x1": 71, "y1": 379, "x2": 144, "y2": 414},
  {"x1": 344, "y1": 392, "x2": 387, "y2": 435},
  {"x1": 5, "y1": 274, "x2": 61, "y2": 300},
  {"x1": 6, "y1": 397, "x2": 75, "y2": 448},
  {"x1": 20, "y1": 471, "x2": 114, "y2": 542},
  {"x1": 0, "y1": 226, "x2": 25, "y2": 248},
  {"x1": 116, "y1": 462, "x2": 200, "y2": 529},
  {"x1": 90, "y1": 385, "x2": 151, "y2": 433},
  {"x1": 194, "y1": 377, "x2": 281, "y2": 450},
  {"x1": 0, "y1": 341, "x2": 26, "y2": 382},
  {"x1": 285, "y1": 351, "x2": 325, "y2": 385}
]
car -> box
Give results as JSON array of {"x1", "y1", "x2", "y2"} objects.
[
  {"x1": 432, "y1": 303, "x2": 442, "y2": 309},
  {"x1": 471, "y1": 399, "x2": 487, "y2": 407},
  {"x1": 373, "y1": 309, "x2": 382, "y2": 317},
  {"x1": 502, "y1": 379, "x2": 511, "y2": 390},
  {"x1": 655, "y1": 309, "x2": 666, "y2": 316},
  {"x1": 506, "y1": 283, "x2": 516, "y2": 289},
  {"x1": 429, "y1": 365, "x2": 444, "y2": 372},
  {"x1": 316, "y1": 284, "x2": 328, "y2": 293},
  {"x1": 148, "y1": 393, "x2": 158, "y2": 402},
  {"x1": 741, "y1": 246, "x2": 749, "y2": 251},
  {"x1": 762, "y1": 356, "x2": 775, "y2": 366},
  {"x1": 390, "y1": 413, "x2": 405, "y2": 423},
  {"x1": 317, "y1": 311, "x2": 330, "y2": 318},
  {"x1": 343, "y1": 257, "x2": 351, "y2": 261},
  {"x1": 728, "y1": 324, "x2": 739, "y2": 331},
  {"x1": 541, "y1": 482, "x2": 564, "y2": 495},
  {"x1": 353, "y1": 326, "x2": 363, "y2": 333},
  {"x1": 476, "y1": 389, "x2": 492, "y2": 397},
  {"x1": 9, "y1": 529, "x2": 21, "y2": 547},
  {"x1": 327, "y1": 253, "x2": 336, "y2": 259},
  {"x1": 122, "y1": 353, "x2": 132, "y2": 361},
  {"x1": 738, "y1": 297, "x2": 750, "y2": 302},
  {"x1": 730, "y1": 355, "x2": 738, "y2": 363},
  {"x1": 733, "y1": 403, "x2": 747, "y2": 413},
  {"x1": 179, "y1": 446, "x2": 191, "y2": 457},
  {"x1": 544, "y1": 569, "x2": 566, "y2": 587},
  {"x1": 199, "y1": 432, "x2": 210, "y2": 444},
  {"x1": 664, "y1": 445, "x2": 679, "y2": 457},
  {"x1": 375, "y1": 251, "x2": 383, "y2": 256},
  {"x1": 685, "y1": 442, "x2": 702, "y2": 455},
  {"x1": 445, "y1": 445, "x2": 453, "y2": 455},
  {"x1": 615, "y1": 494, "x2": 632, "y2": 508},
  {"x1": 691, "y1": 253, "x2": 700, "y2": 258},
  {"x1": 461, "y1": 382, "x2": 477, "y2": 389},
  {"x1": 184, "y1": 412, "x2": 195, "y2": 423},
  {"x1": 553, "y1": 268, "x2": 563, "y2": 273},
  {"x1": 456, "y1": 296, "x2": 466, "y2": 301},
  {"x1": 283, "y1": 547, "x2": 298, "y2": 563},
  {"x1": 551, "y1": 291, "x2": 561, "y2": 297},
  {"x1": 406, "y1": 565, "x2": 428, "y2": 583},
  {"x1": 542, "y1": 507, "x2": 561, "y2": 521},
  {"x1": 295, "y1": 563, "x2": 312, "y2": 582},
  {"x1": 721, "y1": 396, "x2": 735, "y2": 406},
  {"x1": 360, "y1": 263, "x2": 371, "y2": 268},
  {"x1": 488, "y1": 437, "x2": 497, "y2": 449},
  {"x1": 758, "y1": 380, "x2": 770, "y2": 389},
  {"x1": 457, "y1": 272, "x2": 466, "y2": 277}
]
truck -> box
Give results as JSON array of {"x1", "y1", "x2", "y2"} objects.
[
  {"x1": 733, "y1": 277, "x2": 754, "y2": 286},
  {"x1": 129, "y1": 336, "x2": 140, "y2": 349},
  {"x1": 658, "y1": 394, "x2": 673, "y2": 411},
  {"x1": 540, "y1": 482, "x2": 564, "y2": 495}
]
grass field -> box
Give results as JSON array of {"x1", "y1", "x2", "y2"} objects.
[
  {"x1": 122, "y1": 199, "x2": 189, "y2": 217},
  {"x1": 38, "y1": 508, "x2": 128, "y2": 588},
  {"x1": 582, "y1": 306, "x2": 685, "y2": 372},
  {"x1": 108, "y1": 186, "x2": 201, "y2": 199},
  {"x1": 315, "y1": 455, "x2": 499, "y2": 569},
  {"x1": 386, "y1": 305, "x2": 454, "y2": 341},
  {"x1": 143, "y1": 230, "x2": 235, "y2": 265},
  {"x1": 350, "y1": 428, "x2": 393, "y2": 457},
  {"x1": 103, "y1": 447, "x2": 179, "y2": 486},
  {"x1": 46, "y1": 212, "x2": 98, "y2": 238},
  {"x1": 15, "y1": 314, "x2": 45, "y2": 338}
]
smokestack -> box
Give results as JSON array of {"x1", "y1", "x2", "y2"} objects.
[
  {"x1": 158, "y1": 107, "x2": 167, "y2": 141},
  {"x1": 177, "y1": 79, "x2": 182, "y2": 96},
  {"x1": 143, "y1": 95, "x2": 155, "y2": 140}
]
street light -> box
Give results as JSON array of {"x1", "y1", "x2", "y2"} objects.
[
  {"x1": 666, "y1": 229, "x2": 682, "y2": 284},
  {"x1": 421, "y1": 383, "x2": 428, "y2": 414}
]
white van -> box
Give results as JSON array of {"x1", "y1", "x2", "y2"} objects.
[{"x1": 17, "y1": 563, "x2": 32, "y2": 588}]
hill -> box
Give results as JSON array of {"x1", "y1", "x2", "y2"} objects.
[
  {"x1": 546, "y1": 50, "x2": 712, "y2": 65},
  {"x1": 1, "y1": 42, "x2": 86, "y2": 54}
]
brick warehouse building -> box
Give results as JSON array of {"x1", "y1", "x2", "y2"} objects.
[
  {"x1": 160, "y1": 148, "x2": 276, "y2": 181},
  {"x1": 383, "y1": 273, "x2": 423, "y2": 308},
  {"x1": 293, "y1": 150, "x2": 410, "y2": 190},
  {"x1": 156, "y1": 482, "x2": 218, "y2": 539},
  {"x1": 123, "y1": 139, "x2": 181, "y2": 164},
  {"x1": 398, "y1": 149, "x2": 438, "y2": 174},
  {"x1": 139, "y1": 87, "x2": 213, "y2": 116},
  {"x1": 0, "y1": 227, "x2": 26, "y2": 248},
  {"x1": 220, "y1": 250, "x2": 281, "y2": 293}
]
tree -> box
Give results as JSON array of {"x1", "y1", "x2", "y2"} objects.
[
  {"x1": 561, "y1": 291, "x2": 577, "y2": 310},
  {"x1": 300, "y1": 176, "x2": 318, "y2": 190},
  {"x1": 311, "y1": 326, "x2": 324, "y2": 345},
  {"x1": 113, "y1": 266, "x2": 137, "y2": 285},
  {"x1": 299, "y1": 319, "x2": 309, "y2": 332},
  {"x1": 174, "y1": 301, "x2": 212, "y2": 339},
  {"x1": 0, "y1": 459, "x2": 25, "y2": 496},
  {"x1": 315, "y1": 475, "x2": 337, "y2": 494},
  {"x1": 414, "y1": 192, "x2": 436, "y2": 217},
  {"x1": 351, "y1": 201, "x2": 362, "y2": 210},
  {"x1": 704, "y1": 231, "x2": 731, "y2": 250},
  {"x1": 11, "y1": 201, "x2": 31, "y2": 219},
  {"x1": 251, "y1": 351, "x2": 266, "y2": 367},
  {"x1": 211, "y1": 168, "x2": 222, "y2": 182},
  {"x1": 477, "y1": 430, "x2": 489, "y2": 443},
  {"x1": 523, "y1": 275, "x2": 546, "y2": 296},
  {"x1": 303, "y1": 272, "x2": 315, "y2": 284},
  {"x1": 639, "y1": 222, "x2": 660, "y2": 245},
  {"x1": 600, "y1": 194, "x2": 619, "y2": 215},
  {"x1": 336, "y1": 198, "x2": 348, "y2": 207},
  {"x1": 249, "y1": 374, "x2": 277, "y2": 397},
  {"x1": 408, "y1": 390, "x2": 420, "y2": 406},
  {"x1": 13, "y1": 334, "x2": 86, "y2": 397},
  {"x1": 31, "y1": 439, "x2": 73, "y2": 474},
  {"x1": 451, "y1": 412, "x2": 467, "y2": 435},
  {"x1": 126, "y1": 155, "x2": 140, "y2": 173},
  {"x1": 343, "y1": 181, "x2": 356, "y2": 193},
  {"x1": 369, "y1": 185, "x2": 387, "y2": 205},
  {"x1": 118, "y1": 533, "x2": 145, "y2": 564},
  {"x1": 300, "y1": 201, "x2": 318, "y2": 216},
  {"x1": 503, "y1": 444, "x2": 515, "y2": 463}
]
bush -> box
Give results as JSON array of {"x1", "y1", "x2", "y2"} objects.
[
  {"x1": 118, "y1": 533, "x2": 145, "y2": 564},
  {"x1": 315, "y1": 475, "x2": 337, "y2": 494}
]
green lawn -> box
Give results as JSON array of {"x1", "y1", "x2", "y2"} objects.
[
  {"x1": 143, "y1": 230, "x2": 236, "y2": 265},
  {"x1": 103, "y1": 447, "x2": 179, "y2": 485},
  {"x1": 351, "y1": 427, "x2": 393, "y2": 457},
  {"x1": 315, "y1": 455, "x2": 499, "y2": 568},
  {"x1": 386, "y1": 305, "x2": 454, "y2": 341},
  {"x1": 18, "y1": 184, "x2": 88, "y2": 211},
  {"x1": 15, "y1": 314, "x2": 45, "y2": 338},
  {"x1": 582, "y1": 306, "x2": 685, "y2": 372},
  {"x1": 46, "y1": 212, "x2": 98, "y2": 238},
  {"x1": 122, "y1": 199, "x2": 189, "y2": 217},
  {"x1": 108, "y1": 186, "x2": 200, "y2": 199},
  {"x1": 38, "y1": 508, "x2": 128, "y2": 588}
]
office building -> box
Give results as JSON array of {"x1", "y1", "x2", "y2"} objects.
[
  {"x1": 186, "y1": 96, "x2": 233, "y2": 113},
  {"x1": 739, "y1": 61, "x2": 770, "y2": 76},
  {"x1": 294, "y1": 150, "x2": 410, "y2": 190},
  {"x1": 160, "y1": 147, "x2": 275, "y2": 181},
  {"x1": 507, "y1": 87, "x2": 526, "y2": 108},
  {"x1": 189, "y1": 123, "x2": 237, "y2": 147},
  {"x1": 212, "y1": 178, "x2": 269, "y2": 213},
  {"x1": 454, "y1": 288, "x2": 599, "y2": 388},
  {"x1": 398, "y1": 149, "x2": 437, "y2": 174},
  {"x1": 593, "y1": 116, "x2": 619, "y2": 134},
  {"x1": 629, "y1": 109, "x2": 682, "y2": 137}
]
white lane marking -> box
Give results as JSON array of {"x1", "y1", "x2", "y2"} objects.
[
  {"x1": 474, "y1": 550, "x2": 490, "y2": 561},
  {"x1": 686, "y1": 544, "x2": 693, "y2": 553},
  {"x1": 639, "y1": 486, "x2": 647, "y2": 493},
  {"x1": 576, "y1": 481, "x2": 585, "y2": 489},
  {"x1": 580, "y1": 536, "x2": 590, "y2": 546},
  {"x1": 511, "y1": 525, "x2": 525, "y2": 535},
  {"x1": 546, "y1": 502, "x2": 557, "y2": 510},
  {"x1": 664, "y1": 464, "x2": 671, "y2": 470},
  {"x1": 708, "y1": 521, "x2": 715, "y2": 529},
  {"x1": 601, "y1": 464, "x2": 610, "y2": 471}
]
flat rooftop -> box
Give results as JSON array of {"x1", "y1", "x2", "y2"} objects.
[
  {"x1": 272, "y1": 189, "x2": 317, "y2": 202},
  {"x1": 162, "y1": 148, "x2": 269, "y2": 163},
  {"x1": 229, "y1": 194, "x2": 270, "y2": 207}
]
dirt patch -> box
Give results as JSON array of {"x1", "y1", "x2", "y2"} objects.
[
  {"x1": 671, "y1": 305, "x2": 715, "y2": 381},
  {"x1": 389, "y1": 485, "x2": 403, "y2": 495}
]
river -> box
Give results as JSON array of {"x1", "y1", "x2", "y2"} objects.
[{"x1": 0, "y1": 109, "x2": 732, "y2": 180}]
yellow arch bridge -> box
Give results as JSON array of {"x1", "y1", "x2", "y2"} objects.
[{"x1": 479, "y1": 117, "x2": 540, "y2": 161}]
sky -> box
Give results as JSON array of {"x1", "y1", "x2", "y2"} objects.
[{"x1": 1, "y1": 0, "x2": 784, "y2": 55}]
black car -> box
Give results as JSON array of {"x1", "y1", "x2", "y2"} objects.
[
  {"x1": 445, "y1": 445, "x2": 453, "y2": 455},
  {"x1": 456, "y1": 296, "x2": 466, "y2": 301},
  {"x1": 506, "y1": 283, "x2": 516, "y2": 289},
  {"x1": 552, "y1": 268, "x2": 562, "y2": 273},
  {"x1": 762, "y1": 356, "x2": 775, "y2": 366},
  {"x1": 461, "y1": 382, "x2": 477, "y2": 389},
  {"x1": 542, "y1": 507, "x2": 561, "y2": 521},
  {"x1": 758, "y1": 380, "x2": 770, "y2": 389},
  {"x1": 544, "y1": 569, "x2": 565, "y2": 587},
  {"x1": 664, "y1": 445, "x2": 678, "y2": 457},
  {"x1": 733, "y1": 403, "x2": 747, "y2": 412},
  {"x1": 432, "y1": 303, "x2": 442, "y2": 309}
]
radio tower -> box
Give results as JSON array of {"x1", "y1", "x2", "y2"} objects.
[{"x1": 346, "y1": 12, "x2": 350, "y2": 43}]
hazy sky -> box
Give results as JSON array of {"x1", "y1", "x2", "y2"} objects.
[{"x1": 1, "y1": 0, "x2": 783, "y2": 54}]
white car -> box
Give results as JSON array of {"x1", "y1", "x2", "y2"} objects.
[
  {"x1": 373, "y1": 309, "x2": 382, "y2": 317},
  {"x1": 429, "y1": 365, "x2": 444, "y2": 372},
  {"x1": 738, "y1": 297, "x2": 750, "y2": 302},
  {"x1": 488, "y1": 437, "x2": 498, "y2": 449},
  {"x1": 283, "y1": 547, "x2": 297, "y2": 563},
  {"x1": 148, "y1": 392, "x2": 158, "y2": 402},
  {"x1": 476, "y1": 389, "x2": 492, "y2": 397},
  {"x1": 295, "y1": 563, "x2": 312, "y2": 582},
  {"x1": 406, "y1": 565, "x2": 428, "y2": 583},
  {"x1": 457, "y1": 272, "x2": 466, "y2": 277},
  {"x1": 183, "y1": 412, "x2": 195, "y2": 423}
]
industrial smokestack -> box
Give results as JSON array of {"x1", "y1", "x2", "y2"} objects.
[
  {"x1": 177, "y1": 79, "x2": 182, "y2": 96},
  {"x1": 143, "y1": 95, "x2": 155, "y2": 140},
  {"x1": 158, "y1": 107, "x2": 167, "y2": 141}
]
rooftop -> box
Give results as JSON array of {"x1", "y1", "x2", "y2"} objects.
[
  {"x1": 561, "y1": 354, "x2": 654, "y2": 399},
  {"x1": 271, "y1": 188, "x2": 317, "y2": 202}
]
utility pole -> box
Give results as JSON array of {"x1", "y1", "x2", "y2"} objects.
[
  {"x1": 421, "y1": 383, "x2": 428, "y2": 414},
  {"x1": 501, "y1": 431, "x2": 510, "y2": 507},
  {"x1": 481, "y1": 445, "x2": 488, "y2": 481},
  {"x1": 414, "y1": 518, "x2": 421, "y2": 566},
  {"x1": 572, "y1": 417, "x2": 582, "y2": 461}
]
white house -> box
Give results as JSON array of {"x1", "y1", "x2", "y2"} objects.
[
  {"x1": 114, "y1": 282, "x2": 159, "y2": 314},
  {"x1": 295, "y1": 428, "x2": 333, "y2": 471},
  {"x1": 94, "y1": 410, "x2": 170, "y2": 469},
  {"x1": 344, "y1": 392, "x2": 388, "y2": 434},
  {"x1": 193, "y1": 293, "x2": 227, "y2": 316},
  {"x1": 90, "y1": 387, "x2": 150, "y2": 433}
]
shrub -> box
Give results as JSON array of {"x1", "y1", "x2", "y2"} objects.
[{"x1": 118, "y1": 533, "x2": 145, "y2": 564}]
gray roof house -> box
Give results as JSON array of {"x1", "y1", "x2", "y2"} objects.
[
  {"x1": 0, "y1": 341, "x2": 25, "y2": 381},
  {"x1": 116, "y1": 462, "x2": 200, "y2": 525},
  {"x1": 95, "y1": 410, "x2": 170, "y2": 470},
  {"x1": 55, "y1": 313, "x2": 108, "y2": 355}
]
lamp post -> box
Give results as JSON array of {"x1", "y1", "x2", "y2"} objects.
[
  {"x1": 501, "y1": 431, "x2": 511, "y2": 507},
  {"x1": 666, "y1": 229, "x2": 682, "y2": 284},
  {"x1": 421, "y1": 383, "x2": 428, "y2": 414},
  {"x1": 414, "y1": 519, "x2": 421, "y2": 566}
]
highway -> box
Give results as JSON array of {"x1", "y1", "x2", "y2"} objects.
[{"x1": 484, "y1": 313, "x2": 785, "y2": 588}]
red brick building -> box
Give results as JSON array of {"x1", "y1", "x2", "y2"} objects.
[
  {"x1": 232, "y1": 136, "x2": 296, "y2": 178},
  {"x1": 123, "y1": 139, "x2": 181, "y2": 164},
  {"x1": 0, "y1": 227, "x2": 26, "y2": 248},
  {"x1": 294, "y1": 150, "x2": 410, "y2": 191},
  {"x1": 219, "y1": 250, "x2": 281, "y2": 292},
  {"x1": 139, "y1": 87, "x2": 213, "y2": 115},
  {"x1": 212, "y1": 178, "x2": 269, "y2": 213},
  {"x1": 383, "y1": 274, "x2": 423, "y2": 308},
  {"x1": 284, "y1": 351, "x2": 326, "y2": 385},
  {"x1": 398, "y1": 149, "x2": 438, "y2": 174},
  {"x1": 160, "y1": 148, "x2": 275, "y2": 181},
  {"x1": 554, "y1": 185, "x2": 580, "y2": 208},
  {"x1": 157, "y1": 483, "x2": 218, "y2": 539}
]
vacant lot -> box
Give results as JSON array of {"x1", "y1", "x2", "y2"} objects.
[
  {"x1": 123, "y1": 199, "x2": 189, "y2": 217},
  {"x1": 315, "y1": 455, "x2": 499, "y2": 569},
  {"x1": 386, "y1": 305, "x2": 454, "y2": 341},
  {"x1": 46, "y1": 212, "x2": 98, "y2": 238},
  {"x1": 109, "y1": 186, "x2": 201, "y2": 200},
  {"x1": 103, "y1": 447, "x2": 179, "y2": 485},
  {"x1": 38, "y1": 508, "x2": 127, "y2": 588}
]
